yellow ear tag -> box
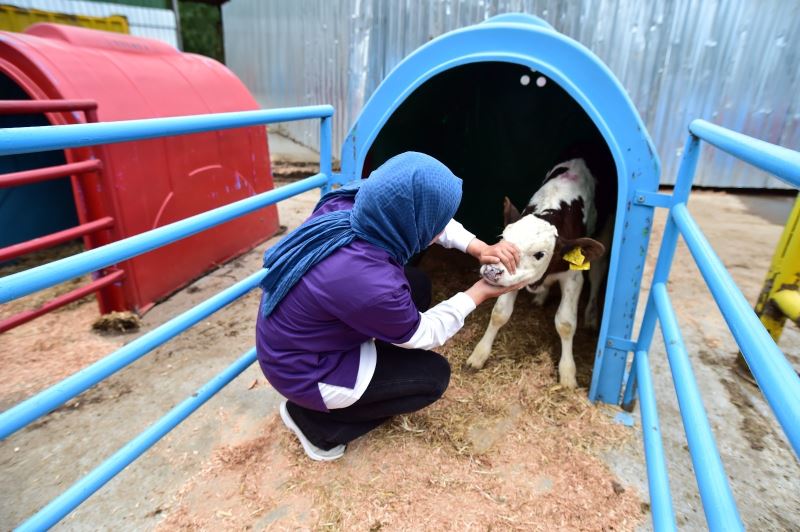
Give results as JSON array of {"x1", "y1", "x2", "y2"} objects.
[{"x1": 563, "y1": 247, "x2": 591, "y2": 271}]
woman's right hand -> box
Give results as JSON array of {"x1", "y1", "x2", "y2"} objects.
[{"x1": 465, "y1": 278, "x2": 528, "y2": 306}]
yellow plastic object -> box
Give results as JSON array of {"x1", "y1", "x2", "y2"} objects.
[
  {"x1": 563, "y1": 247, "x2": 590, "y2": 271},
  {"x1": 0, "y1": 5, "x2": 129, "y2": 34},
  {"x1": 773, "y1": 289, "x2": 799, "y2": 324},
  {"x1": 754, "y1": 195, "x2": 800, "y2": 341}
]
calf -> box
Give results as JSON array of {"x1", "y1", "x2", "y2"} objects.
[{"x1": 466, "y1": 158, "x2": 609, "y2": 388}]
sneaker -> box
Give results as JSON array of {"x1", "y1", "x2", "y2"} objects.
[{"x1": 279, "y1": 401, "x2": 346, "y2": 461}]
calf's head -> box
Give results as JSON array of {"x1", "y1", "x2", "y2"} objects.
[{"x1": 480, "y1": 197, "x2": 606, "y2": 287}]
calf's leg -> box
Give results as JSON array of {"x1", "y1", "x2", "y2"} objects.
[
  {"x1": 555, "y1": 271, "x2": 583, "y2": 388},
  {"x1": 466, "y1": 290, "x2": 519, "y2": 370}
]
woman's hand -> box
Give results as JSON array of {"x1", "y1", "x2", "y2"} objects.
[
  {"x1": 465, "y1": 278, "x2": 528, "y2": 306},
  {"x1": 467, "y1": 239, "x2": 521, "y2": 274},
  {"x1": 480, "y1": 241, "x2": 521, "y2": 274}
]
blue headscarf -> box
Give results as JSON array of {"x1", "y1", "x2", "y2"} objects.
[{"x1": 259, "y1": 152, "x2": 463, "y2": 317}]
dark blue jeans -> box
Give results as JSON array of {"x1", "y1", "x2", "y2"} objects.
[{"x1": 285, "y1": 267, "x2": 451, "y2": 450}]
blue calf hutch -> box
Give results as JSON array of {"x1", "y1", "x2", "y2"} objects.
[
  {"x1": 333, "y1": 14, "x2": 661, "y2": 407},
  {"x1": 0, "y1": 13, "x2": 798, "y2": 532}
]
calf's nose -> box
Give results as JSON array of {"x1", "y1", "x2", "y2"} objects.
[{"x1": 482, "y1": 264, "x2": 504, "y2": 283}]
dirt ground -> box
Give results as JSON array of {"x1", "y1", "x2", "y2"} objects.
[{"x1": 1, "y1": 181, "x2": 798, "y2": 531}]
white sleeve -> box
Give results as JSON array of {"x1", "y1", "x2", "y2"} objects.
[
  {"x1": 395, "y1": 292, "x2": 476, "y2": 350},
  {"x1": 436, "y1": 219, "x2": 476, "y2": 253}
]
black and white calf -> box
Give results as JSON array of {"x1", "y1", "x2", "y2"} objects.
[{"x1": 466, "y1": 158, "x2": 610, "y2": 388}]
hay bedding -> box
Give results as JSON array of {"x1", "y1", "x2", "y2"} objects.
[{"x1": 159, "y1": 247, "x2": 644, "y2": 531}]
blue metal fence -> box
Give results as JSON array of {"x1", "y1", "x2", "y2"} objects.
[
  {"x1": 624, "y1": 119, "x2": 800, "y2": 531},
  {"x1": 0, "y1": 105, "x2": 334, "y2": 530},
  {"x1": 2, "y1": 109, "x2": 799, "y2": 530}
]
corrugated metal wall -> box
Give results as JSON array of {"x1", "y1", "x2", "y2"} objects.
[
  {"x1": 7, "y1": 0, "x2": 178, "y2": 47},
  {"x1": 223, "y1": 0, "x2": 799, "y2": 189}
]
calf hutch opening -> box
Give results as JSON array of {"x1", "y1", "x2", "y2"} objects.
[
  {"x1": 365, "y1": 62, "x2": 617, "y2": 245},
  {"x1": 340, "y1": 14, "x2": 660, "y2": 403}
]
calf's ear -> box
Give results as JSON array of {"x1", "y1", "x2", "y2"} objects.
[
  {"x1": 503, "y1": 196, "x2": 522, "y2": 226},
  {"x1": 559, "y1": 237, "x2": 606, "y2": 262}
]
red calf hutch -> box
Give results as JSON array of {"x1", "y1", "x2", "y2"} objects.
[{"x1": 0, "y1": 24, "x2": 278, "y2": 315}]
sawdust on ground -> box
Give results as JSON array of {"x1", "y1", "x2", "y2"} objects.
[
  {"x1": 157, "y1": 248, "x2": 644, "y2": 531},
  {"x1": 0, "y1": 242, "x2": 128, "y2": 407}
]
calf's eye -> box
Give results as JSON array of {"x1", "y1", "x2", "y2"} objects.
[{"x1": 533, "y1": 251, "x2": 545, "y2": 260}]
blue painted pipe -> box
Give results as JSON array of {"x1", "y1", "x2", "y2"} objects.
[
  {"x1": 319, "y1": 116, "x2": 333, "y2": 194},
  {"x1": 0, "y1": 105, "x2": 332, "y2": 529},
  {"x1": 635, "y1": 349, "x2": 677, "y2": 532},
  {"x1": 621, "y1": 355, "x2": 638, "y2": 409},
  {"x1": 15, "y1": 348, "x2": 258, "y2": 532},
  {"x1": 690, "y1": 120, "x2": 800, "y2": 189},
  {"x1": 0, "y1": 270, "x2": 265, "y2": 440},
  {"x1": 672, "y1": 203, "x2": 800, "y2": 457},
  {"x1": 629, "y1": 135, "x2": 701, "y2": 404},
  {"x1": 652, "y1": 283, "x2": 744, "y2": 531},
  {"x1": 0, "y1": 106, "x2": 334, "y2": 156},
  {"x1": 0, "y1": 173, "x2": 326, "y2": 303}
]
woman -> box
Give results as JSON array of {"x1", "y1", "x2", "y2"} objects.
[{"x1": 256, "y1": 152, "x2": 521, "y2": 461}]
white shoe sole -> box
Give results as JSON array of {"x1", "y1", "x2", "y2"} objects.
[{"x1": 279, "y1": 401, "x2": 345, "y2": 461}]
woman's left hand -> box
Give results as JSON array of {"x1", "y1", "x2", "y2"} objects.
[{"x1": 479, "y1": 241, "x2": 520, "y2": 274}]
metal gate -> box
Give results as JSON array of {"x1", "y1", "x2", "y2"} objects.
[
  {"x1": 621, "y1": 120, "x2": 800, "y2": 530},
  {"x1": 0, "y1": 98, "x2": 124, "y2": 333},
  {"x1": 0, "y1": 109, "x2": 798, "y2": 530},
  {"x1": 0, "y1": 104, "x2": 332, "y2": 530}
]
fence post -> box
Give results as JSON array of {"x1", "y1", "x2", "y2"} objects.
[
  {"x1": 624, "y1": 134, "x2": 701, "y2": 408},
  {"x1": 319, "y1": 115, "x2": 333, "y2": 194}
]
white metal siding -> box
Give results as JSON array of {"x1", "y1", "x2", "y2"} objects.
[{"x1": 223, "y1": 0, "x2": 800, "y2": 189}]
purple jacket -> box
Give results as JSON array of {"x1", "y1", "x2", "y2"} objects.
[{"x1": 255, "y1": 196, "x2": 421, "y2": 411}]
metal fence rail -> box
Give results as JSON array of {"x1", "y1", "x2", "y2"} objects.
[
  {"x1": 628, "y1": 119, "x2": 800, "y2": 531},
  {"x1": 19, "y1": 348, "x2": 258, "y2": 532},
  {"x1": 0, "y1": 174, "x2": 326, "y2": 303},
  {"x1": 4, "y1": 107, "x2": 799, "y2": 530},
  {"x1": 0, "y1": 105, "x2": 334, "y2": 530}
]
